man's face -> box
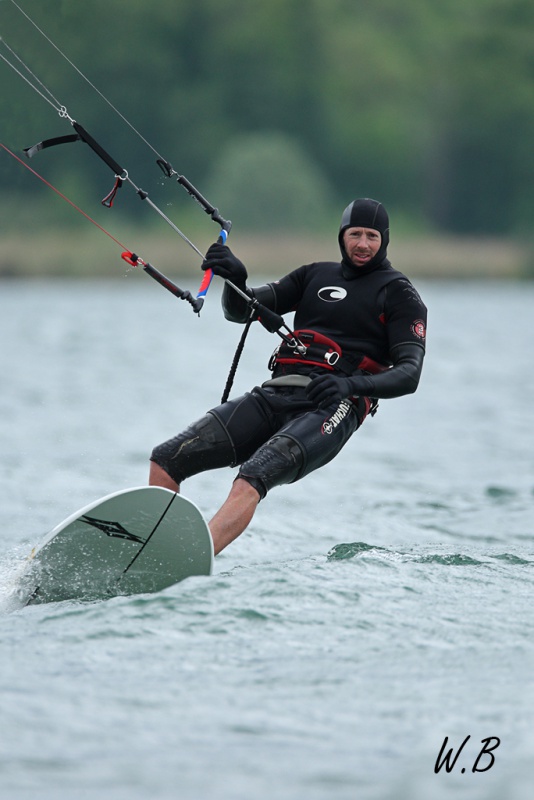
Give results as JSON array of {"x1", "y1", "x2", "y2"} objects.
[{"x1": 343, "y1": 226, "x2": 381, "y2": 267}]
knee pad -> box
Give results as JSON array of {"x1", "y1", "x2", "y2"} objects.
[
  {"x1": 151, "y1": 412, "x2": 235, "y2": 485},
  {"x1": 238, "y1": 434, "x2": 305, "y2": 499}
]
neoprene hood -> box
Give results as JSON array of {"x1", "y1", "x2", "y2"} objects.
[{"x1": 338, "y1": 198, "x2": 390, "y2": 269}]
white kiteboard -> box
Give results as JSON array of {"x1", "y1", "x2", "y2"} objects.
[{"x1": 18, "y1": 486, "x2": 213, "y2": 605}]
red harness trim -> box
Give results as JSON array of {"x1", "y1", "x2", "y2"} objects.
[
  {"x1": 271, "y1": 329, "x2": 389, "y2": 376},
  {"x1": 272, "y1": 329, "x2": 342, "y2": 371},
  {"x1": 358, "y1": 355, "x2": 388, "y2": 375}
]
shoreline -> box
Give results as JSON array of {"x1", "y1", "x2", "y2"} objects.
[{"x1": 1, "y1": 230, "x2": 531, "y2": 279}]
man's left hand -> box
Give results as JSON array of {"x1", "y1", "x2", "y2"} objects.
[{"x1": 306, "y1": 374, "x2": 354, "y2": 407}]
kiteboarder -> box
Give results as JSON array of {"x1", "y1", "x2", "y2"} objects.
[{"x1": 149, "y1": 198, "x2": 427, "y2": 554}]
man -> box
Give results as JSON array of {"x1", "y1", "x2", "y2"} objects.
[{"x1": 149, "y1": 198, "x2": 427, "y2": 555}]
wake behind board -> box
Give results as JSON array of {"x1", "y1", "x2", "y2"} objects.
[{"x1": 19, "y1": 487, "x2": 213, "y2": 605}]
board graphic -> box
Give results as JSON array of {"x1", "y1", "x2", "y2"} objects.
[{"x1": 18, "y1": 486, "x2": 213, "y2": 605}]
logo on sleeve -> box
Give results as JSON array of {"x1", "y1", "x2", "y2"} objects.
[
  {"x1": 411, "y1": 319, "x2": 426, "y2": 340},
  {"x1": 318, "y1": 286, "x2": 348, "y2": 302}
]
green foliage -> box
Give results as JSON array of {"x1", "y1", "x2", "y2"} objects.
[
  {"x1": 1, "y1": 0, "x2": 533, "y2": 235},
  {"x1": 206, "y1": 132, "x2": 335, "y2": 231}
]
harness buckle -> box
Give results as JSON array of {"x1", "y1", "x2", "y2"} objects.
[
  {"x1": 324, "y1": 351, "x2": 340, "y2": 366},
  {"x1": 288, "y1": 338, "x2": 307, "y2": 356}
]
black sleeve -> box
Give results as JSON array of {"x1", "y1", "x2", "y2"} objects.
[
  {"x1": 222, "y1": 282, "x2": 278, "y2": 323},
  {"x1": 222, "y1": 263, "x2": 309, "y2": 323},
  {"x1": 347, "y1": 342, "x2": 425, "y2": 399},
  {"x1": 384, "y1": 278, "x2": 427, "y2": 352}
]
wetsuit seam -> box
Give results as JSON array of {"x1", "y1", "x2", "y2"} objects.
[
  {"x1": 273, "y1": 432, "x2": 308, "y2": 482},
  {"x1": 208, "y1": 409, "x2": 238, "y2": 466},
  {"x1": 390, "y1": 340, "x2": 426, "y2": 351}
]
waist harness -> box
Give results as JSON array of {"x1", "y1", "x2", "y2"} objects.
[{"x1": 269, "y1": 329, "x2": 388, "y2": 377}]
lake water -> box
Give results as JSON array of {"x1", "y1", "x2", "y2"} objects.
[{"x1": 1, "y1": 276, "x2": 533, "y2": 800}]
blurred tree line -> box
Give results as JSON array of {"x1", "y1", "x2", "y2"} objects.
[{"x1": 1, "y1": 0, "x2": 534, "y2": 235}]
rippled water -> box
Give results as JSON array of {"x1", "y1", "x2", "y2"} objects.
[{"x1": 1, "y1": 277, "x2": 533, "y2": 799}]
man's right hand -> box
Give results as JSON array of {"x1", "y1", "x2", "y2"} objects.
[{"x1": 202, "y1": 242, "x2": 248, "y2": 288}]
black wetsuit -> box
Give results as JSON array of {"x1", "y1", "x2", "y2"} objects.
[
  {"x1": 224, "y1": 259, "x2": 426, "y2": 384},
  {"x1": 151, "y1": 258, "x2": 427, "y2": 499}
]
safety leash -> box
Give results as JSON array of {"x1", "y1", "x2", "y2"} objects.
[
  {"x1": 1, "y1": 1, "x2": 308, "y2": 386},
  {"x1": 0, "y1": 8, "x2": 231, "y2": 309},
  {"x1": 0, "y1": 142, "x2": 201, "y2": 312}
]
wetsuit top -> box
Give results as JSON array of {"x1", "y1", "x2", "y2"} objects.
[{"x1": 222, "y1": 259, "x2": 427, "y2": 399}]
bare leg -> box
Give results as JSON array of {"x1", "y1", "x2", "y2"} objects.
[
  {"x1": 149, "y1": 461, "x2": 180, "y2": 493},
  {"x1": 149, "y1": 463, "x2": 259, "y2": 555},
  {"x1": 208, "y1": 478, "x2": 260, "y2": 555}
]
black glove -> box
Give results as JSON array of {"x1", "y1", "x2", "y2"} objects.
[
  {"x1": 202, "y1": 242, "x2": 248, "y2": 288},
  {"x1": 305, "y1": 374, "x2": 355, "y2": 407}
]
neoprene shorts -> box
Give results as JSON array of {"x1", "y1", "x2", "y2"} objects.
[{"x1": 151, "y1": 385, "x2": 370, "y2": 499}]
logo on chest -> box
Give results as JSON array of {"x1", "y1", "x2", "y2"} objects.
[{"x1": 317, "y1": 286, "x2": 348, "y2": 302}]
